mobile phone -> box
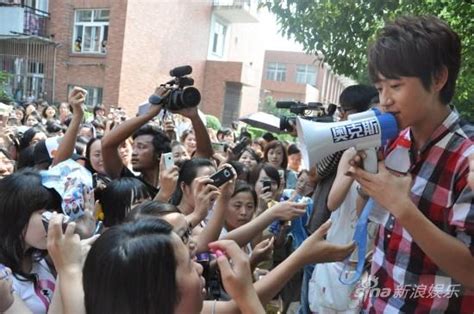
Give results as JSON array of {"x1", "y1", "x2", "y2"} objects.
[
  {"x1": 211, "y1": 142, "x2": 228, "y2": 153},
  {"x1": 41, "y1": 212, "x2": 70, "y2": 232},
  {"x1": 262, "y1": 180, "x2": 272, "y2": 193},
  {"x1": 162, "y1": 152, "x2": 174, "y2": 169},
  {"x1": 232, "y1": 137, "x2": 250, "y2": 156},
  {"x1": 209, "y1": 166, "x2": 234, "y2": 187},
  {"x1": 196, "y1": 252, "x2": 224, "y2": 298}
]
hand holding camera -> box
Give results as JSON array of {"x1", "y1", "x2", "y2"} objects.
[
  {"x1": 208, "y1": 240, "x2": 264, "y2": 313},
  {"x1": 259, "y1": 180, "x2": 274, "y2": 206},
  {"x1": 192, "y1": 176, "x2": 221, "y2": 223},
  {"x1": 157, "y1": 153, "x2": 179, "y2": 201},
  {"x1": 149, "y1": 65, "x2": 201, "y2": 113},
  {"x1": 211, "y1": 164, "x2": 236, "y2": 199}
]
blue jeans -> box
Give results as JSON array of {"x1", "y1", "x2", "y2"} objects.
[{"x1": 297, "y1": 264, "x2": 315, "y2": 314}]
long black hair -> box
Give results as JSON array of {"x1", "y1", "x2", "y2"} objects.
[
  {"x1": 232, "y1": 180, "x2": 257, "y2": 207},
  {"x1": 0, "y1": 169, "x2": 61, "y2": 283},
  {"x1": 125, "y1": 200, "x2": 179, "y2": 222},
  {"x1": 99, "y1": 177, "x2": 152, "y2": 227},
  {"x1": 170, "y1": 158, "x2": 215, "y2": 205},
  {"x1": 85, "y1": 136, "x2": 102, "y2": 174},
  {"x1": 249, "y1": 162, "x2": 281, "y2": 190},
  {"x1": 83, "y1": 219, "x2": 178, "y2": 314}
]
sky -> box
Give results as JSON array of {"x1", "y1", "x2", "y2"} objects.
[{"x1": 259, "y1": 9, "x2": 305, "y2": 52}]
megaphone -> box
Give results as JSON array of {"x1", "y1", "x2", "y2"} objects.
[{"x1": 296, "y1": 108, "x2": 399, "y2": 172}]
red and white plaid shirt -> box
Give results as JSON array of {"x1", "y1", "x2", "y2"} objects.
[{"x1": 365, "y1": 111, "x2": 474, "y2": 313}]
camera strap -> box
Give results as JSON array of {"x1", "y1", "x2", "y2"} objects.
[{"x1": 338, "y1": 198, "x2": 374, "y2": 285}]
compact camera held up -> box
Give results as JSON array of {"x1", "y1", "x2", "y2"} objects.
[{"x1": 149, "y1": 65, "x2": 201, "y2": 111}]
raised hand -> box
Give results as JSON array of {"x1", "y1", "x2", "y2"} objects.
[
  {"x1": 192, "y1": 176, "x2": 221, "y2": 222},
  {"x1": 250, "y1": 237, "x2": 274, "y2": 266},
  {"x1": 269, "y1": 201, "x2": 306, "y2": 221},
  {"x1": 347, "y1": 160, "x2": 413, "y2": 219},
  {"x1": 68, "y1": 86, "x2": 87, "y2": 115},
  {"x1": 209, "y1": 240, "x2": 265, "y2": 314},
  {"x1": 47, "y1": 212, "x2": 99, "y2": 273},
  {"x1": 295, "y1": 219, "x2": 355, "y2": 265},
  {"x1": 156, "y1": 156, "x2": 179, "y2": 201},
  {"x1": 216, "y1": 163, "x2": 237, "y2": 199}
]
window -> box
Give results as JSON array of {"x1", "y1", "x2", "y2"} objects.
[
  {"x1": 265, "y1": 62, "x2": 286, "y2": 82},
  {"x1": 72, "y1": 9, "x2": 109, "y2": 54},
  {"x1": 210, "y1": 19, "x2": 227, "y2": 57},
  {"x1": 296, "y1": 64, "x2": 317, "y2": 85},
  {"x1": 23, "y1": 0, "x2": 49, "y2": 14},
  {"x1": 68, "y1": 85, "x2": 103, "y2": 108},
  {"x1": 27, "y1": 61, "x2": 44, "y2": 99}
]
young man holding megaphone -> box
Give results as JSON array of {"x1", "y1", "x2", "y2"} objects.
[{"x1": 345, "y1": 16, "x2": 473, "y2": 312}]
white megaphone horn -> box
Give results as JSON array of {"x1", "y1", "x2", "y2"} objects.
[{"x1": 296, "y1": 108, "x2": 399, "y2": 172}]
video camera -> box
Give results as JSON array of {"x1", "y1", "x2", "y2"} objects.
[
  {"x1": 153, "y1": 65, "x2": 201, "y2": 111},
  {"x1": 276, "y1": 101, "x2": 336, "y2": 132}
]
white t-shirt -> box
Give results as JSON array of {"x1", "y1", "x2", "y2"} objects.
[
  {"x1": 12, "y1": 259, "x2": 56, "y2": 314},
  {"x1": 309, "y1": 182, "x2": 362, "y2": 312}
]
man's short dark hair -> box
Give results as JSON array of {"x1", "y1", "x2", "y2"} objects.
[
  {"x1": 368, "y1": 15, "x2": 461, "y2": 104},
  {"x1": 339, "y1": 84, "x2": 378, "y2": 112},
  {"x1": 132, "y1": 124, "x2": 171, "y2": 157}
]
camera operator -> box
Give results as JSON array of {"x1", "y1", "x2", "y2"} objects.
[{"x1": 101, "y1": 85, "x2": 214, "y2": 203}]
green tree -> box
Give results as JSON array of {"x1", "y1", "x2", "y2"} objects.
[
  {"x1": 262, "y1": 0, "x2": 474, "y2": 120},
  {"x1": 206, "y1": 114, "x2": 222, "y2": 130},
  {"x1": 260, "y1": 96, "x2": 289, "y2": 117},
  {"x1": 0, "y1": 71, "x2": 12, "y2": 104}
]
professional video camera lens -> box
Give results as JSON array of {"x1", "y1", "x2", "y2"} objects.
[
  {"x1": 280, "y1": 116, "x2": 296, "y2": 132},
  {"x1": 167, "y1": 86, "x2": 201, "y2": 111}
]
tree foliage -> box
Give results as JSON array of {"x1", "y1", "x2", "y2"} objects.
[
  {"x1": 262, "y1": 0, "x2": 474, "y2": 120},
  {"x1": 0, "y1": 71, "x2": 12, "y2": 104},
  {"x1": 259, "y1": 96, "x2": 291, "y2": 117},
  {"x1": 206, "y1": 114, "x2": 222, "y2": 130}
]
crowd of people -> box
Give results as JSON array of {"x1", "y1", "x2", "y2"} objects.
[{"x1": 0, "y1": 14, "x2": 473, "y2": 314}]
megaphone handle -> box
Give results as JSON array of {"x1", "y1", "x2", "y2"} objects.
[{"x1": 363, "y1": 148, "x2": 378, "y2": 173}]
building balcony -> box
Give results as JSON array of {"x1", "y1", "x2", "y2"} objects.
[
  {"x1": 212, "y1": 0, "x2": 259, "y2": 23},
  {"x1": 0, "y1": 4, "x2": 49, "y2": 38}
]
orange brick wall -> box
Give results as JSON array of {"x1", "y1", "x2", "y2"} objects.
[
  {"x1": 118, "y1": 0, "x2": 212, "y2": 115},
  {"x1": 50, "y1": 0, "x2": 127, "y2": 108}
]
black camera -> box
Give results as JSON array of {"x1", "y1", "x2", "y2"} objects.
[
  {"x1": 276, "y1": 101, "x2": 335, "y2": 132},
  {"x1": 196, "y1": 252, "x2": 225, "y2": 299},
  {"x1": 209, "y1": 166, "x2": 235, "y2": 187},
  {"x1": 231, "y1": 136, "x2": 250, "y2": 156},
  {"x1": 151, "y1": 65, "x2": 201, "y2": 111}
]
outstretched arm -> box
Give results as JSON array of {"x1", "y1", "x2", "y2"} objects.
[
  {"x1": 102, "y1": 88, "x2": 167, "y2": 178},
  {"x1": 327, "y1": 148, "x2": 356, "y2": 211},
  {"x1": 222, "y1": 201, "x2": 306, "y2": 247},
  {"x1": 175, "y1": 107, "x2": 213, "y2": 158},
  {"x1": 204, "y1": 220, "x2": 355, "y2": 313},
  {"x1": 52, "y1": 87, "x2": 86, "y2": 166}
]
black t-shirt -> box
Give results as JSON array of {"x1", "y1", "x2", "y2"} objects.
[{"x1": 120, "y1": 166, "x2": 159, "y2": 198}]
